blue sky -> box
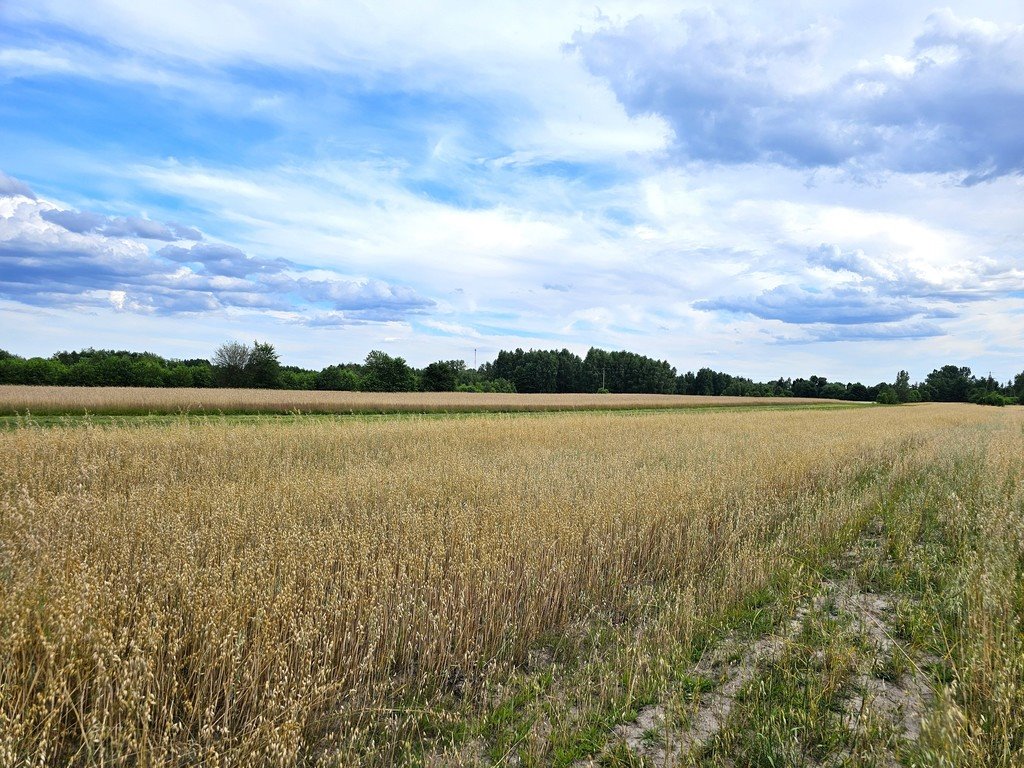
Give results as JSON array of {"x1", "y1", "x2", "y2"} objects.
[{"x1": 1, "y1": 1, "x2": 1022, "y2": 382}]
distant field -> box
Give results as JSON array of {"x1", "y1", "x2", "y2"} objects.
[{"x1": 0, "y1": 384, "x2": 845, "y2": 415}]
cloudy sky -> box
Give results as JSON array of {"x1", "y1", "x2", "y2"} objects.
[{"x1": 1, "y1": 1, "x2": 1022, "y2": 381}]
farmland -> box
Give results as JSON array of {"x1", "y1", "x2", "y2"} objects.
[
  {"x1": 1, "y1": 402, "x2": 1022, "y2": 766},
  {"x1": 0, "y1": 385, "x2": 842, "y2": 417}
]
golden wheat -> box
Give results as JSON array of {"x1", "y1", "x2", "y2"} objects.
[
  {"x1": 0, "y1": 403, "x2": 1015, "y2": 766},
  {"x1": 0, "y1": 384, "x2": 838, "y2": 415}
]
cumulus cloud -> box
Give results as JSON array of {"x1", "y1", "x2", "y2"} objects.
[
  {"x1": 39, "y1": 208, "x2": 104, "y2": 232},
  {"x1": 574, "y1": 9, "x2": 1024, "y2": 180},
  {"x1": 297, "y1": 311, "x2": 363, "y2": 328},
  {"x1": 41, "y1": 207, "x2": 203, "y2": 241},
  {"x1": 0, "y1": 192, "x2": 432, "y2": 324},
  {"x1": 806, "y1": 245, "x2": 891, "y2": 279},
  {"x1": 167, "y1": 222, "x2": 204, "y2": 240},
  {"x1": 159, "y1": 243, "x2": 287, "y2": 277},
  {"x1": 0, "y1": 172, "x2": 36, "y2": 199},
  {"x1": 692, "y1": 230, "x2": 1019, "y2": 344},
  {"x1": 695, "y1": 285, "x2": 925, "y2": 326},
  {"x1": 294, "y1": 309, "x2": 419, "y2": 327},
  {"x1": 805, "y1": 321, "x2": 945, "y2": 343},
  {"x1": 292, "y1": 276, "x2": 433, "y2": 314}
]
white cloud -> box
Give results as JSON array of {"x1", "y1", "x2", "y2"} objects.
[{"x1": 2, "y1": 1, "x2": 1023, "y2": 381}]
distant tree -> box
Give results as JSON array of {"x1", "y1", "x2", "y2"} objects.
[
  {"x1": 421, "y1": 360, "x2": 465, "y2": 392},
  {"x1": 554, "y1": 349, "x2": 586, "y2": 392},
  {"x1": 454, "y1": 365, "x2": 487, "y2": 390},
  {"x1": 486, "y1": 347, "x2": 675, "y2": 394},
  {"x1": 519, "y1": 351, "x2": 558, "y2": 393},
  {"x1": 245, "y1": 341, "x2": 281, "y2": 388},
  {"x1": 212, "y1": 341, "x2": 251, "y2": 387},
  {"x1": 1014, "y1": 371, "x2": 1024, "y2": 402},
  {"x1": 924, "y1": 365, "x2": 974, "y2": 402},
  {"x1": 970, "y1": 390, "x2": 1011, "y2": 406},
  {"x1": 165, "y1": 364, "x2": 194, "y2": 387},
  {"x1": 791, "y1": 378, "x2": 815, "y2": 398},
  {"x1": 456, "y1": 377, "x2": 516, "y2": 393},
  {"x1": 0, "y1": 358, "x2": 20, "y2": 384},
  {"x1": 188, "y1": 364, "x2": 214, "y2": 388},
  {"x1": 278, "y1": 368, "x2": 317, "y2": 390},
  {"x1": 876, "y1": 386, "x2": 899, "y2": 405},
  {"x1": 316, "y1": 365, "x2": 360, "y2": 391},
  {"x1": 693, "y1": 367, "x2": 715, "y2": 396},
  {"x1": 711, "y1": 370, "x2": 733, "y2": 396},
  {"x1": 821, "y1": 382, "x2": 847, "y2": 400},
  {"x1": 361, "y1": 350, "x2": 415, "y2": 392},
  {"x1": 845, "y1": 382, "x2": 870, "y2": 401},
  {"x1": 676, "y1": 371, "x2": 696, "y2": 395},
  {"x1": 129, "y1": 357, "x2": 166, "y2": 387},
  {"x1": 89, "y1": 354, "x2": 131, "y2": 386},
  {"x1": 61, "y1": 358, "x2": 99, "y2": 386},
  {"x1": 11, "y1": 358, "x2": 66, "y2": 385},
  {"x1": 894, "y1": 370, "x2": 911, "y2": 403}
]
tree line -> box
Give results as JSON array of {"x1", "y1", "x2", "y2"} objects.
[{"x1": 0, "y1": 344, "x2": 1021, "y2": 405}]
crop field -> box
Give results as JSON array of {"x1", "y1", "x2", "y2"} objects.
[
  {"x1": 0, "y1": 385, "x2": 840, "y2": 417},
  {"x1": 1, "y1": 403, "x2": 1022, "y2": 766}
]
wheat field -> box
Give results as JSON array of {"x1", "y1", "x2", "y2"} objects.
[
  {"x1": 0, "y1": 385, "x2": 838, "y2": 416},
  {"x1": 0, "y1": 403, "x2": 1021, "y2": 766}
]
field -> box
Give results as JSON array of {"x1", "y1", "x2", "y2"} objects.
[
  {"x1": 1, "y1": 402, "x2": 1022, "y2": 766},
  {"x1": 0, "y1": 385, "x2": 840, "y2": 416}
]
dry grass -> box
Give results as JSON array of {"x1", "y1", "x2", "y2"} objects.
[
  {"x1": 0, "y1": 384, "x2": 841, "y2": 416},
  {"x1": 0, "y1": 403, "x2": 1018, "y2": 766}
]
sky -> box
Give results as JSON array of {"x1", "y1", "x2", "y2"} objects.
[{"x1": 0, "y1": 1, "x2": 1022, "y2": 383}]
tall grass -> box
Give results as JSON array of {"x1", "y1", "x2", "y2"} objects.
[
  {"x1": 888, "y1": 417, "x2": 1024, "y2": 765},
  {"x1": 0, "y1": 404, "x2": 1014, "y2": 765}
]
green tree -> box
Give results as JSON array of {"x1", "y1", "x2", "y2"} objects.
[
  {"x1": 188, "y1": 363, "x2": 214, "y2": 388},
  {"x1": 15, "y1": 358, "x2": 66, "y2": 385},
  {"x1": 554, "y1": 349, "x2": 586, "y2": 392},
  {"x1": 212, "y1": 341, "x2": 251, "y2": 387},
  {"x1": 519, "y1": 351, "x2": 558, "y2": 393},
  {"x1": 693, "y1": 367, "x2": 716, "y2": 396},
  {"x1": 164, "y1": 364, "x2": 195, "y2": 387},
  {"x1": 129, "y1": 357, "x2": 166, "y2": 387},
  {"x1": 845, "y1": 382, "x2": 869, "y2": 401},
  {"x1": 821, "y1": 382, "x2": 847, "y2": 399},
  {"x1": 876, "y1": 386, "x2": 899, "y2": 405},
  {"x1": 278, "y1": 368, "x2": 317, "y2": 390},
  {"x1": 421, "y1": 360, "x2": 465, "y2": 392},
  {"x1": 491, "y1": 349, "x2": 559, "y2": 393},
  {"x1": 894, "y1": 370, "x2": 911, "y2": 403},
  {"x1": 361, "y1": 350, "x2": 415, "y2": 392},
  {"x1": 924, "y1": 365, "x2": 974, "y2": 402},
  {"x1": 62, "y1": 358, "x2": 99, "y2": 386},
  {"x1": 1013, "y1": 372, "x2": 1024, "y2": 403},
  {"x1": 315, "y1": 365, "x2": 360, "y2": 391},
  {"x1": 246, "y1": 341, "x2": 281, "y2": 388}
]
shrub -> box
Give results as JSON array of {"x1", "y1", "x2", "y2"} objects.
[{"x1": 969, "y1": 390, "x2": 1011, "y2": 407}]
